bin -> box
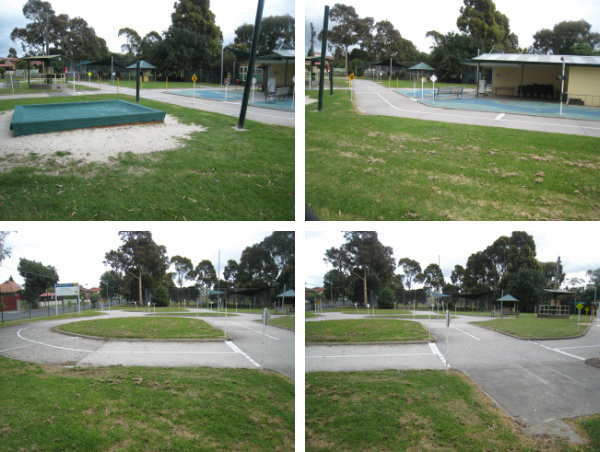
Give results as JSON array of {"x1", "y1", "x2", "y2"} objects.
[{"x1": 478, "y1": 80, "x2": 486, "y2": 94}]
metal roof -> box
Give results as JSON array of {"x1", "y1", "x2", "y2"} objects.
[
  {"x1": 273, "y1": 49, "x2": 294, "y2": 59},
  {"x1": 497, "y1": 294, "x2": 519, "y2": 302},
  {"x1": 464, "y1": 53, "x2": 600, "y2": 67},
  {"x1": 126, "y1": 60, "x2": 157, "y2": 69},
  {"x1": 409, "y1": 62, "x2": 435, "y2": 71}
]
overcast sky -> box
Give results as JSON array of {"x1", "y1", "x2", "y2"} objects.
[
  {"x1": 0, "y1": 0, "x2": 294, "y2": 58},
  {"x1": 305, "y1": 223, "x2": 600, "y2": 289},
  {"x1": 305, "y1": 0, "x2": 600, "y2": 55},
  {"x1": 0, "y1": 225, "x2": 278, "y2": 289}
]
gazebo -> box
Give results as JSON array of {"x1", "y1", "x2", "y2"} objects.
[
  {"x1": 126, "y1": 60, "x2": 158, "y2": 82},
  {"x1": 408, "y1": 62, "x2": 435, "y2": 82},
  {"x1": 22, "y1": 55, "x2": 71, "y2": 89},
  {"x1": 539, "y1": 289, "x2": 574, "y2": 318},
  {"x1": 276, "y1": 288, "x2": 295, "y2": 312},
  {"x1": 494, "y1": 294, "x2": 520, "y2": 317}
]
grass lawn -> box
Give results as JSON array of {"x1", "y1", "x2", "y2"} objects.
[
  {"x1": 0, "y1": 93, "x2": 293, "y2": 220},
  {"x1": 0, "y1": 357, "x2": 294, "y2": 452},
  {"x1": 305, "y1": 90, "x2": 600, "y2": 220},
  {"x1": 57, "y1": 317, "x2": 224, "y2": 340},
  {"x1": 268, "y1": 316, "x2": 295, "y2": 330},
  {"x1": 306, "y1": 370, "x2": 574, "y2": 452},
  {"x1": 305, "y1": 319, "x2": 429, "y2": 343},
  {"x1": 472, "y1": 316, "x2": 589, "y2": 339},
  {"x1": 121, "y1": 307, "x2": 190, "y2": 313}
]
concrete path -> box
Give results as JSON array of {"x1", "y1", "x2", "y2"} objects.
[
  {"x1": 1, "y1": 82, "x2": 295, "y2": 128},
  {"x1": 0, "y1": 309, "x2": 295, "y2": 380},
  {"x1": 353, "y1": 79, "x2": 600, "y2": 138},
  {"x1": 306, "y1": 312, "x2": 600, "y2": 439}
]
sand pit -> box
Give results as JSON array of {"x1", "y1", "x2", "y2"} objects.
[{"x1": 0, "y1": 111, "x2": 206, "y2": 167}]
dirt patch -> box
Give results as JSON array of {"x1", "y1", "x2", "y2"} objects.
[
  {"x1": 0, "y1": 111, "x2": 206, "y2": 169},
  {"x1": 585, "y1": 357, "x2": 600, "y2": 368}
]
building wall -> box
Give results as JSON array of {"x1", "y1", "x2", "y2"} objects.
[
  {"x1": 491, "y1": 66, "x2": 562, "y2": 96},
  {"x1": 267, "y1": 62, "x2": 294, "y2": 88},
  {"x1": 567, "y1": 66, "x2": 600, "y2": 106}
]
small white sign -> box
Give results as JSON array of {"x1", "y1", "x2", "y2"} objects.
[
  {"x1": 430, "y1": 74, "x2": 438, "y2": 83},
  {"x1": 263, "y1": 307, "x2": 271, "y2": 325}
]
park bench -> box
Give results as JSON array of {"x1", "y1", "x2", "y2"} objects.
[
  {"x1": 491, "y1": 309, "x2": 520, "y2": 318},
  {"x1": 3, "y1": 80, "x2": 20, "y2": 87},
  {"x1": 287, "y1": 307, "x2": 295, "y2": 316},
  {"x1": 266, "y1": 87, "x2": 290, "y2": 103},
  {"x1": 434, "y1": 87, "x2": 464, "y2": 100}
]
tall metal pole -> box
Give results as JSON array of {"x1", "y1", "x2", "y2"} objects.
[
  {"x1": 220, "y1": 41, "x2": 224, "y2": 87},
  {"x1": 135, "y1": 60, "x2": 141, "y2": 103},
  {"x1": 237, "y1": 0, "x2": 265, "y2": 129},
  {"x1": 560, "y1": 57, "x2": 566, "y2": 116},
  {"x1": 318, "y1": 5, "x2": 329, "y2": 111}
]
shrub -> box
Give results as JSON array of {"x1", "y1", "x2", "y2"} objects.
[
  {"x1": 153, "y1": 285, "x2": 170, "y2": 307},
  {"x1": 377, "y1": 287, "x2": 395, "y2": 309}
]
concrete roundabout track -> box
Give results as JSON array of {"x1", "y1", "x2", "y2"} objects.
[
  {"x1": 306, "y1": 311, "x2": 600, "y2": 441},
  {"x1": 0, "y1": 309, "x2": 295, "y2": 380}
]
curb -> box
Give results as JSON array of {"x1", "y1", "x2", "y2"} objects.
[
  {"x1": 306, "y1": 336, "x2": 437, "y2": 346},
  {"x1": 470, "y1": 322, "x2": 593, "y2": 341},
  {"x1": 53, "y1": 326, "x2": 231, "y2": 343}
]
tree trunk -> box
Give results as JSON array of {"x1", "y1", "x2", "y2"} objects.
[
  {"x1": 363, "y1": 267, "x2": 368, "y2": 308},
  {"x1": 138, "y1": 267, "x2": 143, "y2": 306}
]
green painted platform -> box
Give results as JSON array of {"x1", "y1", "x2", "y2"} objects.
[{"x1": 10, "y1": 100, "x2": 166, "y2": 137}]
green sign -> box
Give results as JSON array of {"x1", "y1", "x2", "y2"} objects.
[{"x1": 576, "y1": 302, "x2": 584, "y2": 310}]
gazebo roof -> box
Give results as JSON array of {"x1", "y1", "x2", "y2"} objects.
[
  {"x1": 126, "y1": 60, "x2": 157, "y2": 69},
  {"x1": 497, "y1": 294, "x2": 519, "y2": 302},
  {"x1": 409, "y1": 62, "x2": 435, "y2": 71},
  {"x1": 276, "y1": 289, "x2": 295, "y2": 298}
]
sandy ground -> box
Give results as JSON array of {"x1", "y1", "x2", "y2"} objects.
[{"x1": 0, "y1": 111, "x2": 206, "y2": 168}]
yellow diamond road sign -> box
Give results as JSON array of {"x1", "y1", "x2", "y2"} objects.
[
  {"x1": 191, "y1": 74, "x2": 198, "y2": 83},
  {"x1": 349, "y1": 73, "x2": 355, "y2": 81},
  {"x1": 576, "y1": 302, "x2": 584, "y2": 310}
]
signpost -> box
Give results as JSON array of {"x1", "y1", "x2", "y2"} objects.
[
  {"x1": 576, "y1": 302, "x2": 583, "y2": 332},
  {"x1": 445, "y1": 309, "x2": 451, "y2": 371},
  {"x1": 56, "y1": 283, "x2": 80, "y2": 313},
  {"x1": 430, "y1": 74, "x2": 438, "y2": 103},
  {"x1": 261, "y1": 307, "x2": 270, "y2": 369},
  {"x1": 191, "y1": 74, "x2": 198, "y2": 108}
]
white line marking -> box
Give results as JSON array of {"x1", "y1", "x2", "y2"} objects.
[
  {"x1": 371, "y1": 91, "x2": 600, "y2": 132},
  {"x1": 429, "y1": 342, "x2": 448, "y2": 367},
  {"x1": 495, "y1": 113, "x2": 506, "y2": 120},
  {"x1": 537, "y1": 363, "x2": 581, "y2": 383},
  {"x1": 306, "y1": 353, "x2": 433, "y2": 359},
  {"x1": 18, "y1": 328, "x2": 94, "y2": 353},
  {"x1": 16, "y1": 328, "x2": 237, "y2": 355},
  {"x1": 519, "y1": 364, "x2": 549, "y2": 385},
  {"x1": 226, "y1": 341, "x2": 260, "y2": 367},
  {"x1": 532, "y1": 341, "x2": 586, "y2": 361},
  {"x1": 451, "y1": 325, "x2": 481, "y2": 341},
  {"x1": 229, "y1": 321, "x2": 278, "y2": 340},
  {"x1": 557, "y1": 344, "x2": 599, "y2": 351}
]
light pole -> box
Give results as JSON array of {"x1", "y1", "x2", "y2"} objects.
[{"x1": 220, "y1": 39, "x2": 224, "y2": 87}]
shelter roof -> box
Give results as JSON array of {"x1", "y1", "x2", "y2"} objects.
[
  {"x1": 497, "y1": 294, "x2": 519, "y2": 302},
  {"x1": 463, "y1": 53, "x2": 600, "y2": 67},
  {"x1": 409, "y1": 62, "x2": 435, "y2": 71},
  {"x1": 90, "y1": 58, "x2": 127, "y2": 67},
  {"x1": 543, "y1": 289, "x2": 574, "y2": 295},
  {"x1": 276, "y1": 289, "x2": 295, "y2": 298},
  {"x1": 126, "y1": 60, "x2": 157, "y2": 69},
  {"x1": 452, "y1": 291, "x2": 494, "y2": 300},
  {"x1": 226, "y1": 47, "x2": 250, "y2": 61},
  {"x1": 22, "y1": 54, "x2": 68, "y2": 61}
]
